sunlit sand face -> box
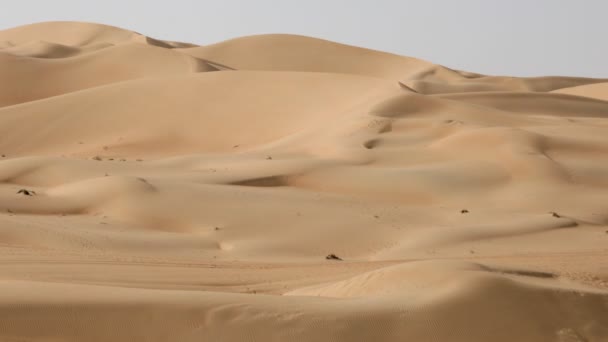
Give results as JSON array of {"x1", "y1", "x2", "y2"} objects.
[{"x1": 0, "y1": 21, "x2": 606, "y2": 342}]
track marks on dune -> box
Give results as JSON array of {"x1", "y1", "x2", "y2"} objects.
[
  {"x1": 0, "y1": 21, "x2": 607, "y2": 342},
  {"x1": 286, "y1": 260, "x2": 600, "y2": 300}
]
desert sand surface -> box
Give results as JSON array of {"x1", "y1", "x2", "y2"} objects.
[{"x1": 0, "y1": 21, "x2": 607, "y2": 341}]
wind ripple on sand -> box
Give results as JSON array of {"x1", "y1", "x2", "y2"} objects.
[{"x1": 0, "y1": 21, "x2": 607, "y2": 342}]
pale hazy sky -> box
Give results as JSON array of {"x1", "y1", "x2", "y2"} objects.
[{"x1": 2, "y1": 0, "x2": 607, "y2": 77}]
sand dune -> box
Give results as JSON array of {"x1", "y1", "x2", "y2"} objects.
[
  {"x1": 0, "y1": 43, "x2": 218, "y2": 107},
  {"x1": 405, "y1": 75, "x2": 608, "y2": 94},
  {"x1": 0, "y1": 40, "x2": 112, "y2": 58},
  {"x1": 179, "y1": 34, "x2": 459, "y2": 80},
  {"x1": 553, "y1": 82, "x2": 608, "y2": 101},
  {"x1": 0, "y1": 21, "x2": 146, "y2": 46},
  {"x1": 0, "y1": 21, "x2": 607, "y2": 342}
]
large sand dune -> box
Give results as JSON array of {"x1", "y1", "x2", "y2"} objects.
[{"x1": 0, "y1": 21, "x2": 607, "y2": 341}]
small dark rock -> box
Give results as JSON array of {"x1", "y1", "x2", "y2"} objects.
[
  {"x1": 17, "y1": 189, "x2": 36, "y2": 196},
  {"x1": 214, "y1": 227, "x2": 220, "y2": 231},
  {"x1": 266, "y1": 156, "x2": 273, "y2": 160},
  {"x1": 326, "y1": 254, "x2": 343, "y2": 261},
  {"x1": 551, "y1": 212, "x2": 561, "y2": 218},
  {"x1": 461, "y1": 209, "x2": 469, "y2": 214}
]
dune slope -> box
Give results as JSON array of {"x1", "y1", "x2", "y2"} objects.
[{"x1": 0, "y1": 21, "x2": 607, "y2": 342}]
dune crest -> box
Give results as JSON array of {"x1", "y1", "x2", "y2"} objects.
[{"x1": 0, "y1": 21, "x2": 607, "y2": 342}]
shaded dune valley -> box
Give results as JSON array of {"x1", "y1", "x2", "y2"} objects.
[{"x1": 0, "y1": 21, "x2": 608, "y2": 341}]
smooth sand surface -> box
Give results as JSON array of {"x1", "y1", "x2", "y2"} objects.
[{"x1": 1, "y1": 21, "x2": 607, "y2": 342}]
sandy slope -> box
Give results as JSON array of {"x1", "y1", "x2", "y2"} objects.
[
  {"x1": 0, "y1": 21, "x2": 607, "y2": 342},
  {"x1": 553, "y1": 82, "x2": 608, "y2": 101}
]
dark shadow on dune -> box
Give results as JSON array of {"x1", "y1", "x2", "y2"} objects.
[
  {"x1": 229, "y1": 175, "x2": 290, "y2": 187},
  {"x1": 484, "y1": 266, "x2": 557, "y2": 279}
]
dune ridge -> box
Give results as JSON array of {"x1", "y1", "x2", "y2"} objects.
[{"x1": 0, "y1": 21, "x2": 607, "y2": 342}]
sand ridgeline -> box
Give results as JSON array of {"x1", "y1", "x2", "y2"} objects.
[{"x1": 0, "y1": 21, "x2": 607, "y2": 342}]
